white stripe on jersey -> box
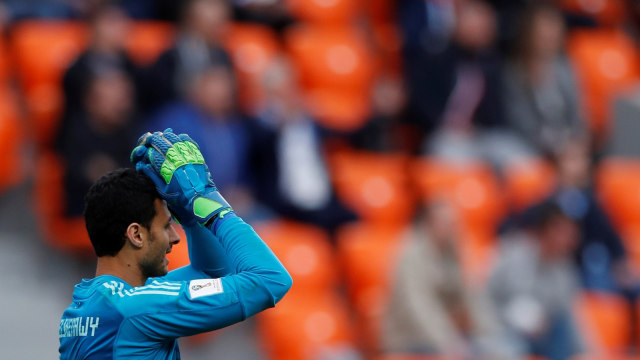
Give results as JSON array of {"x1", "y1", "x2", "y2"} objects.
[
  {"x1": 127, "y1": 290, "x2": 180, "y2": 296},
  {"x1": 150, "y1": 280, "x2": 183, "y2": 287},
  {"x1": 141, "y1": 284, "x2": 182, "y2": 291},
  {"x1": 103, "y1": 280, "x2": 181, "y2": 297}
]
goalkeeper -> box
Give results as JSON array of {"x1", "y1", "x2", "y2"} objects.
[{"x1": 59, "y1": 129, "x2": 292, "y2": 359}]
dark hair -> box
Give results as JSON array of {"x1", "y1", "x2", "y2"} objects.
[{"x1": 84, "y1": 168, "x2": 159, "y2": 257}]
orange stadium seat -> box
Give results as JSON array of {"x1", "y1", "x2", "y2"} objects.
[
  {"x1": 502, "y1": 158, "x2": 556, "y2": 212},
  {"x1": 258, "y1": 292, "x2": 356, "y2": 360},
  {"x1": 566, "y1": 28, "x2": 640, "y2": 138},
  {"x1": 10, "y1": 21, "x2": 88, "y2": 146},
  {"x1": 0, "y1": 87, "x2": 24, "y2": 193},
  {"x1": 411, "y1": 158, "x2": 506, "y2": 241},
  {"x1": 575, "y1": 291, "x2": 632, "y2": 354},
  {"x1": 125, "y1": 21, "x2": 174, "y2": 66},
  {"x1": 254, "y1": 220, "x2": 336, "y2": 296},
  {"x1": 559, "y1": 0, "x2": 627, "y2": 26},
  {"x1": 596, "y1": 158, "x2": 640, "y2": 230},
  {"x1": 329, "y1": 150, "x2": 415, "y2": 226},
  {"x1": 285, "y1": 25, "x2": 375, "y2": 131},
  {"x1": 336, "y1": 222, "x2": 405, "y2": 355},
  {"x1": 597, "y1": 159, "x2": 640, "y2": 270},
  {"x1": 224, "y1": 24, "x2": 281, "y2": 112},
  {"x1": 285, "y1": 0, "x2": 360, "y2": 26},
  {"x1": 33, "y1": 151, "x2": 92, "y2": 256}
]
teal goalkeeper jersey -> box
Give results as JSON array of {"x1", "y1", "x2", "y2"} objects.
[{"x1": 58, "y1": 216, "x2": 292, "y2": 359}]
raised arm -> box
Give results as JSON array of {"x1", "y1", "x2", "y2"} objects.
[{"x1": 118, "y1": 128, "x2": 291, "y2": 341}]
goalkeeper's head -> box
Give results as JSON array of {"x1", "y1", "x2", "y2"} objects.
[{"x1": 83, "y1": 168, "x2": 180, "y2": 278}]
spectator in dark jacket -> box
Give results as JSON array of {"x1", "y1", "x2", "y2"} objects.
[
  {"x1": 400, "y1": 0, "x2": 531, "y2": 168},
  {"x1": 502, "y1": 2, "x2": 585, "y2": 157},
  {"x1": 59, "y1": 70, "x2": 140, "y2": 216},
  {"x1": 141, "y1": 0, "x2": 233, "y2": 110},
  {"x1": 250, "y1": 58, "x2": 356, "y2": 232},
  {"x1": 56, "y1": 1, "x2": 140, "y2": 152}
]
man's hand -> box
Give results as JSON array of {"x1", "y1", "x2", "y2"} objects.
[{"x1": 130, "y1": 128, "x2": 232, "y2": 227}]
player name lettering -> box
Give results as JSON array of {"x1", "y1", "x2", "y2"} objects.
[{"x1": 59, "y1": 316, "x2": 100, "y2": 338}]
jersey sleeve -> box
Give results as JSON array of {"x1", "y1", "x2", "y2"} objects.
[{"x1": 110, "y1": 216, "x2": 292, "y2": 341}]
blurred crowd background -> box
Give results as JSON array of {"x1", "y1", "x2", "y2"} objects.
[{"x1": 3, "y1": 0, "x2": 640, "y2": 359}]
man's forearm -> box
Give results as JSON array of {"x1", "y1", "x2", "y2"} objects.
[
  {"x1": 211, "y1": 215, "x2": 292, "y2": 317},
  {"x1": 182, "y1": 222, "x2": 231, "y2": 278}
]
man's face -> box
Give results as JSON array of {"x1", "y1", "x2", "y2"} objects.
[{"x1": 139, "y1": 199, "x2": 180, "y2": 278}]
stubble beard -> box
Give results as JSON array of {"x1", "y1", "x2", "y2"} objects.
[{"x1": 139, "y1": 233, "x2": 168, "y2": 279}]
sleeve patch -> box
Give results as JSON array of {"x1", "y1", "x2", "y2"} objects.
[{"x1": 188, "y1": 278, "x2": 224, "y2": 299}]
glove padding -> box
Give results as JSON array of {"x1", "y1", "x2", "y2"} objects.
[{"x1": 130, "y1": 128, "x2": 232, "y2": 227}]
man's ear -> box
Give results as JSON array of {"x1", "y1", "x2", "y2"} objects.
[{"x1": 125, "y1": 223, "x2": 145, "y2": 249}]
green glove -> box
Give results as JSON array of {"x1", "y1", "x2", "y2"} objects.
[{"x1": 130, "y1": 128, "x2": 232, "y2": 227}]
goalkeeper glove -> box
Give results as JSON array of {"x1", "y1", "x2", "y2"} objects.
[{"x1": 130, "y1": 128, "x2": 232, "y2": 227}]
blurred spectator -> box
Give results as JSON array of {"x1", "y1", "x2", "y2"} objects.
[
  {"x1": 401, "y1": 0, "x2": 530, "y2": 167},
  {"x1": 250, "y1": 58, "x2": 356, "y2": 232},
  {"x1": 516, "y1": 137, "x2": 639, "y2": 351},
  {"x1": 349, "y1": 74, "x2": 406, "y2": 152},
  {"x1": 552, "y1": 138, "x2": 632, "y2": 294},
  {"x1": 502, "y1": 2, "x2": 585, "y2": 157},
  {"x1": 56, "y1": 1, "x2": 139, "y2": 151},
  {"x1": 382, "y1": 200, "x2": 517, "y2": 359},
  {"x1": 401, "y1": 0, "x2": 501, "y2": 135},
  {"x1": 58, "y1": 70, "x2": 140, "y2": 216},
  {"x1": 490, "y1": 201, "x2": 584, "y2": 360},
  {"x1": 149, "y1": 64, "x2": 256, "y2": 216},
  {"x1": 142, "y1": 0, "x2": 233, "y2": 110}
]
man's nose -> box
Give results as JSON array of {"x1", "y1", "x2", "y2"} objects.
[{"x1": 170, "y1": 225, "x2": 181, "y2": 245}]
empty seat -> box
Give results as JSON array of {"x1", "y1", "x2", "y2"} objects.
[
  {"x1": 575, "y1": 291, "x2": 632, "y2": 354},
  {"x1": 10, "y1": 21, "x2": 88, "y2": 146},
  {"x1": 254, "y1": 220, "x2": 336, "y2": 296},
  {"x1": 329, "y1": 150, "x2": 414, "y2": 226},
  {"x1": 258, "y1": 292, "x2": 356, "y2": 360},
  {"x1": 125, "y1": 21, "x2": 174, "y2": 66},
  {"x1": 567, "y1": 28, "x2": 640, "y2": 137},
  {"x1": 285, "y1": 25, "x2": 375, "y2": 131},
  {"x1": 411, "y1": 158, "x2": 506, "y2": 240},
  {"x1": 336, "y1": 222, "x2": 405, "y2": 354},
  {"x1": 224, "y1": 24, "x2": 281, "y2": 112},
  {"x1": 596, "y1": 158, "x2": 640, "y2": 230},
  {"x1": 502, "y1": 158, "x2": 556, "y2": 212}
]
